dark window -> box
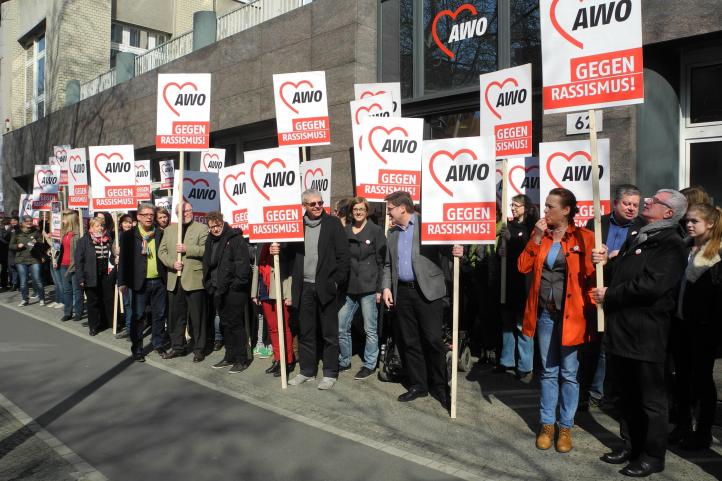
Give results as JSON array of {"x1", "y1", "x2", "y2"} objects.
[
  {"x1": 111, "y1": 23, "x2": 123, "y2": 43},
  {"x1": 400, "y1": 0, "x2": 414, "y2": 99},
  {"x1": 424, "y1": 110, "x2": 480, "y2": 139},
  {"x1": 510, "y1": 0, "x2": 541, "y2": 86},
  {"x1": 690, "y1": 63, "x2": 722, "y2": 124},
  {"x1": 129, "y1": 27, "x2": 140, "y2": 47},
  {"x1": 423, "y1": 0, "x2": 498, "y2": 95},
  {"x1": 689, "y1": 141, "x2": 722, "y2": 203}
]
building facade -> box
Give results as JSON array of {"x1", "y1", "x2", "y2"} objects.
[{"x1": 1, "y1": 0, "x2": 721, "y2": 212}]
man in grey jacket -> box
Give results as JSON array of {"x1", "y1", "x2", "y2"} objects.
[{"x1": 382, "y1": 191, "x2": 462, "y2": 408}]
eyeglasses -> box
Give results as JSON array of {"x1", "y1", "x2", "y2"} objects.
[
  {"x1": 207, "y1": 224, "x2": 223, "y2": 230},
  {"x1": 137, "y1": 213, "x2": 153, "y2": 217},
  {"x1": 387, "y1": 204, "x2": 401, "y2": 213},
  {"x1": 352, "y1": 208, "x2": 367, "y2": 213},
  {"x1": 510, "y1": 203, "x2": 524, "y2": 209},
  {"x1": 304, "y1": 201, "x2": 324, "y2": 207},
  {"x1": 644, "y1": 197, "x2": 672, "y2": 209}
]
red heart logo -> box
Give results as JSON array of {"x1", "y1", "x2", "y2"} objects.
[
  {"x1": 279, "y1": 80, "x2": 314, "y2": 115},
  {"x1": 496, "y1": 168, "x2": 503, "y2": 202},
  {"x1": 182, "y1": 177, "x2": 210, "y2": 204},
  {"x1": 354, "y1": 103, "x2": 383, "y2": 125},
  {"x1": 202, "y1": 152, "x2": 220, "y2": 171},
  {"x1": 431, "y1": 3, "x2": 478, "y2": 60},
  {"x1": 550, "y1": 0, "x2": 583, "y2": 49},
  {"x1": 360, "y1": 90, "x2": 386, "y2": 99},
  {"x1": 250, "y1": 158, "x2": 287, "y2": 201},
  {"x1": 429, "y1": 149, "x2": 477, "y2": 198},
  {"x1": 135, "y1": 163, "x2": 146, "y2": 171},
  {"x1": 162, "y1": 81, "x2": 198, "y2": 117},
  {"x1": 368, "y1": 126, "x2": 409, "y2": 165},
  {"x1": 484, "y1": 77, "x2": 519, "y2": 120},
  {"x1": 35, "y1": 169, "x2": 54, "y2": 190},
  {"x1": 93, "y1": 152, "x2": 124, "y2": 183},
  {"x1": 304, "y1": 168, "x2": 324, "y2": 190},
  {"x1": 508, "y1": 165, "x2": 539, "y2": 196},
  {"x1": 54, "y1": 148, "x2": 68, "y2": 160},
  {"x1": 222, "y1": 171, "x2": 246, "y2": 206},
  {"x1": 68, "y1": 155, "x2": 82, "y2": 182},
  {"x1": 545, "y1": 151, "x2": 592, "y2": 189}
]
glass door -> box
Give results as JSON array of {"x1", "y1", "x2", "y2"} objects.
[{"x1": 686, "y1": 138, "x2": 722, "y2": 204}]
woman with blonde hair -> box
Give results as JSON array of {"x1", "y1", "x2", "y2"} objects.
[{"x1": 58, "y1": 210, "x2": 83, "y2": 321}]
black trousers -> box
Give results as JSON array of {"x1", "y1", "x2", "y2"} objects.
[
  {"x1": 168, "y1": 285, "x2": 208, "y2": 353},
  {"x1": 84, "y1": 270, "x2": 116, "y2": 332},
  {"x1": 298, "y1": 282, "x2": 341, "y2": 378},
  {"x1": 395, "y1": 283, "x2": 446, "y2": 393},
  {"x1": 611, "y1": 354, "x2": 667, "y2": 463},
  {"x1": 218, "y1": 290, "x2": 250, "y2": 364}
]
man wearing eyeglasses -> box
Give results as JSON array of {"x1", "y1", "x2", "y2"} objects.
[
  {"x1": 158, "y1": 202, "x2": 209, "y2": 362},
  {"x1": 286, "y1": 189, "x2": 350, "y2": 390},
  {"x1": 118, "y1": 203, "x2": 168, "y2": 362},
  {"x1": 591, "y1": 189, "x2": 688, "y2": 477}
]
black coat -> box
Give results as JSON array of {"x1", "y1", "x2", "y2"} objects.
[
  {"x1": 504, "y1": 218, "x2": 534, "y2": 305},
  {"x1": 585, "y1": 214, "x2": 646, "y2": 248},
  {"x1": 202, "y1": 223, "x2": 250, "y2": 296},
  {"x1": 75, "y1": 233, "x2": 116, "y2": 288},
  {"x1": 681, "y1": 254, "x2": 722, "y2": 331},
  {"x1": 603, "y1": 223, "x2": 688, "y2": 363},
  {"x1": 290, "y1": 212, "x2": 350, "y2": 308},
  {"x1": 117, "y1": 227, "x2": 167, "y2": 290},
  {"x1": 345, "y1": 220, "x2": 386, "y2": 295}
]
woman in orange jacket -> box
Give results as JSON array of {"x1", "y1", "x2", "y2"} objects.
[{"x1": 518, "y1": 188, "x2": 596, "y2": 454}]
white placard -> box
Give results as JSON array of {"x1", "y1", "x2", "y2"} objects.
[
  {"x1": 170, "y1": 170, "x2": 220, "y2": 224},
  {"x1": 88, "y1": 145, "x2": 136, "y2": 212},
  {"x1": 52, "y1": 145, "x2": 72, "y2": 186},
  {"x1": 300, "y1": 157, "x2": 332, "y2": 214},
  {"x1": 566, "y1": 110, "x2": 603, "y2": 135},
  {"x1": 159, "y1": 159, "x2": 175, "y2": 189},
  {"x1": 19, "y1": 194, "x2": 33, "y2": 218},
  {"x1": 32, "y1": 165, "x2": 60, "y2": 211},
  {"x1": 350, "y1": 94, "x2": 394, "y2": 155},
  {"x1": 51, "y1": 201, "x2": 62, "y2": 240},
  {"x1": 501, "y1": 157, "x2": 541, "y2": 220},
  {"x1": 354, "y1": 82, "x2": 402, "y2": 116},
  {"x1": 539, "y1": 139, "x2": 611, "y2": 226},
  {"x1": 68, "y1": 148, "x2": 89, "y2": 209},
  {"x1": 156, "y1": 73, "x2": 211, "y2": 151},
  {"x1": 421, "y1": 136, "x2": 496, "y2": 245},
  {"x1": 246, "y1": 147, "x2": 303, "y2": 242},
  {"x1": 273, "y1": 71, "x2": 330, "y2": 147},
  {"x1": 219, "y1": 163, "x2": 249, "y2": 235},
  {"x1": 199, "y1": 148, "x2": 226, "y2": 173},
  {"x1": 540, "y1": 0, "x2": 644, "y2": 114},
  {"x1": 135, "y1": 160, "x2": 151, "y2": 202},
  {"x1": 355, "y1": 117, "x2": 424, "y2": 202},
  {"x1": 154, "y1": 196, "x2": 172, "y2": 210},
  {"x1": 480, "y1": 64, "x2": 533, "y2": 158}
]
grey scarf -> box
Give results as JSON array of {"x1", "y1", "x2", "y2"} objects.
[{"x1": 630, "y1": 219, "x2": 679, "y2": 249}]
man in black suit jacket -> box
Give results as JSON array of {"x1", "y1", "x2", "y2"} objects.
[
  {"x1": 284, "y1": 189, "x2": 350, "y2": 390},
  {"x1": 118, "y1": 203, "x2": 168, "y2": 362}
]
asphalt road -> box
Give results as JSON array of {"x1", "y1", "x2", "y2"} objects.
[{"x1": 0, "y1": 305, "x2": 460, "y2": 481}]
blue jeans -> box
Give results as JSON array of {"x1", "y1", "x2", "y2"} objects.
[
  {"x1": 59, "y1": 267, "x2": 83, "y2": 318},
  {"x1": 589, "y1": 350, "x2": 606, "y2": 399},
  {"x1": 122, "y1": 289, "x2": 132, "y2": 331},
  {"x1": 500, "y1": 307, "x2": 534, "y2": 373},
  {"x1": 129, "y1": 279, "x2": 168, "y2": 355},
  {"x1": 338, "y1": 293, "x2": 379, "y2": 370},
  {"x1": 50, "y1": 267, "x2": 64, "y2": 305},
  {"x1": 17, "y1": 263, "x2": 44, "y2": 302},
  {"x1": 214, "y1": 313, "x2": 223, "y2": 342},
  {"x1": 537, "y1": 309, "x2": 580, "y2": 428}
]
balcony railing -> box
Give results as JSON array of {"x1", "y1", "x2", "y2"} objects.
[{"x1": 76, "y1": 0, "x2": 307, "y2": 101}]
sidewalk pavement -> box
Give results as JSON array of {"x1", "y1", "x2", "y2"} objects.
[{"x1": 2, "y1": 287, "x2": 721, "y2": 481}]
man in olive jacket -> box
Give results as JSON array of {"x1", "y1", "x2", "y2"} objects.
[
  {"x1": 158, "y1": 202, "x2": 208, "y2": 362},
  {"x1": 592, "y1": 189, "x2": 688, "y2": 477}
]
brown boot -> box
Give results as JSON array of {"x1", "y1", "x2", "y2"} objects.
[
  {"x1": 536, "y1": 424, "x2": 555, "y2": 450},
  {"x1": 556, "y1": 427, "x2": 573, "y2": 453}
]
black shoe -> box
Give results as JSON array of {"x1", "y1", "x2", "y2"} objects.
[
  {"x1": 81, "y1": 321, "x2": 89, "y2": 327},
  {"x1": 60, "y1": 315, "x2": 71, "y2": 322},
  {"x1": 161, "y1": 348, "x2": 185, "y2": 360},
  {"x1": 73, "y1": 316, "x2": 82, "y2": 322},
  {"x1": 229, "y1": 363, "x2": 249, "y2": 374},
  {"x1": 398, "y1": 387, "x2": 429, "y2": 402},
  {"x1": 668, "y1": 424, "x2": 688, "y2": 445},
  {"x1": 132, "y1": 353, "x2": 146, "y2": 363},
  {"x1": 601, "y1": 449, "x2": 632, "y2": 465},
  {"x1": 212, "y1": 359, "x2": 233, "y2": 369},
  {"x1": 679, "y1": 432, "x2": 712, "y2": 451},
  {"x1": 89, "y1": 329, "x2": 98, "y2": 336},
  {"x1": 213, "y1": 340, "x2": 224, "y2": 351},
  {"x1": 115, "y1": 328, "x2": 129, "y2": 339},
  {"x1": 193, "y1": 352, "x2": 205, "y2": 363},
  {"x1": 492, "y1": 364, "x2": 512, "y2": 374},
  {"x1": 354, "y1": 367, "x2": 375, "y2": 380},
  {"x1": 275, "y1": 362, "x2": 295, "y2": 377},
  {"x1": 620, "y1": 460, "x2": 664, "y2": 477},
  {"x1": 265, "y1": 360, "x2": 281, "y2": 374},
  {"x1": 517, "y1": 370, "x2": 533, "y2": 384},
  {"x1": 339, "y1": 363, "x2": 352, "y2": 372}
]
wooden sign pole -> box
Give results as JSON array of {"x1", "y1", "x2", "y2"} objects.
[
  {"x1": 588, "y1": 109, "x2": 605, "y2": 331},
  {"x1": 177, "y1": 151, "x2": 185, "y2": 275},
  {"x1": 273, "y1": 251, "x2": 288, "y2": 389},
  {"x1": 450, "y1": 256, "x2": 460, "y2": 419},
  {"x1": 112, "y1": 212, "x2": 124, "y2": 334},
  {"x1": 500, "y1": 158, "x2": 509, "y2": 304}
]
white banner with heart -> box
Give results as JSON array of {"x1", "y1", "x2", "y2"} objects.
[
  {"x1": 502, "y1": 157, "x2": 540, "y2": 220},
  {"x1": 199, "y1": 148, "x2": 226, "y2": 173},
  {"x1": 88, "y1": 145, "x2": 136, "y2": 212},
  {"x1": 219, "y1": 162, "x2": 249, "y2": 235},
  {"x1": 273, "y1": 71, "x2": 330, "y2": 147},
  {"x1": 32, "y1": 164, "x2": 61, "y2": 211},
  {"x1": 52, "y1": 145, "x2": 72, "y2": 186},
  {"x1": 135, "y1": 160, "x2": 152, "y2": 202},
  {"x1": 171, "y1": 170, "x2": 220, "y2": 224},
  {"x1": 350, "y1": 93, "x2": 394, "y2": 159},
  {"x1": 300, "y1": 157, "x2": 332, "y2": 214},
  {"x1": 156, "y1": 73, "x2": 211, "y2": 151},
  {"x1": 68, "y1": 148, "x2": 89, "y2": 209},
  {"x1": 159, "y1": 159, "x2": 175, "y2": 189},
  {"x1": 354, "y1": 82, "x2": 401, "y2": 116}
]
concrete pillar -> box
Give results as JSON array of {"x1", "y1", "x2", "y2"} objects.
[
  {"x1": 65, "y1": 80, "x2": 80, "y2": 106},
  {"x1": 116, "y1": 52, "x2": 137, "y2": 84},
  {"x1": 193, "y1": 11, "x2": 217, "y2": 51}
]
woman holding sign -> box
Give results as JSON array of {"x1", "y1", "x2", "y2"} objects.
[
  {"x1": 58, "y1": 211, "x2": 83, "y2": 322},
  {"x1": 518, "y1": 188, "x2": 596, "y2": 454}
]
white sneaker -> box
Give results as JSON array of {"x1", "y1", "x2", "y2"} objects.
[
  {"x1": 317, "y1": 377, "x2": 337, "y2": 390},
  {"x1": 29, "y1": 295, "x2": 39, "y2": 300},
  {"x1": 53, "y1": 303, "x2": 64, "y2": 309},
  {"x1": 18, "y1": 300, "x2": 28, "y2": 307},
  {"x1": 288, "y1": 374, "x2": 315, "y2": 386}
]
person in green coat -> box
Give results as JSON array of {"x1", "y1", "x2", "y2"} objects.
[{"x1": 10, "y1": 215, "x2": 46, "y2": 306}]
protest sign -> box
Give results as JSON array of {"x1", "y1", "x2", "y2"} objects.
[
  {"x1": 0, "y1": 190, "x2": 4, "y2": 217},
  {"x1": 350, "y1": 94, "x2": 394, "y2": 155},
  {"x1": 32, "y1": 165, "x2": 60, "y2": 211},
  {"x1": 502, "y1": 157, "x2": 540, "y2": 219},
  {"x1": 540, "y1": 0, "x2": 644, "y2": 114},
  {"x1": 355, "y1": 117, "x2": 424, "y2": 202},
  {"x1": 199, "y1": 148, "x2": 226, "y2": 173},
  {"x1": 421, "y1": 136, "x2": 496, "y2": 244},
  {"x1": 135, "y1": 160, "x2": 151, "y2": 201},
  {"x1": 19, "y1": 194, "x2": 33, "y2": 218},
  {"x1": 154, "y1": 196, "x2": 173, "y2": 210},
  {"x1": 219, "y1": 163, "x2": 249, "y2": 235},
  {"x1": 246, "y1": 147, "x2": 303, "y2": 242},
  {"x1": 300, "y1": 157, "x2": 332, "y2": 214},
  {"x1": 273, "y1": 71, "x2": 330, "y2": 147},
  {"x1": 159, "y1": 159, "x2": 175, "y2": 189},
  {"x1": 88, "y1": 145, "x2": 136, "y2": 211},
  {"x1": 539, "y1": 139, "x2": 610, "y2": 226},
  {"x1": 52, "y1": 145, "x2": 72, "y2": 186},
  {"x1": 51, "y1": 202, "x2": 62, "y2": 240},
  {"x1": 170, "y1": 171, "x2": 220, "y2": 224},
  {"x1": 156, "y1": 73, "x2": 211, "y2": 151},
  {"x1": 354, "y1": 82, "x2": 402, "y2": 116},
  {"x1": 480, "y1": 64, "x2": 532, "y2": 158},
  {"x1": 68, "y1": 148, "x2": 89, "y2": 209}
]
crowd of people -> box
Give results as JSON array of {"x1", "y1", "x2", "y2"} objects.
[{"x1": 0, "y1": 184, "x2": 720, "y2": 478}]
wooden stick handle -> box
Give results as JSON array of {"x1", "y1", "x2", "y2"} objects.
[
  {"x1": 273, "y1": 252, "x2": 288, "y2": 389},
  {"x1": 451, "y1": 256, "x2": 460, "y2": 419},
  {"x1": 177, "y1": 151, "x2": 184, "y2": 275},
  {"x1": 588, "y1": 109, "x2": 605, "y2": 331}
]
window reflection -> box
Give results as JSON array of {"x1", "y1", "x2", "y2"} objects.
[{"x1": 511, "y1": 0, "x2": 541, "y2": 86}]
